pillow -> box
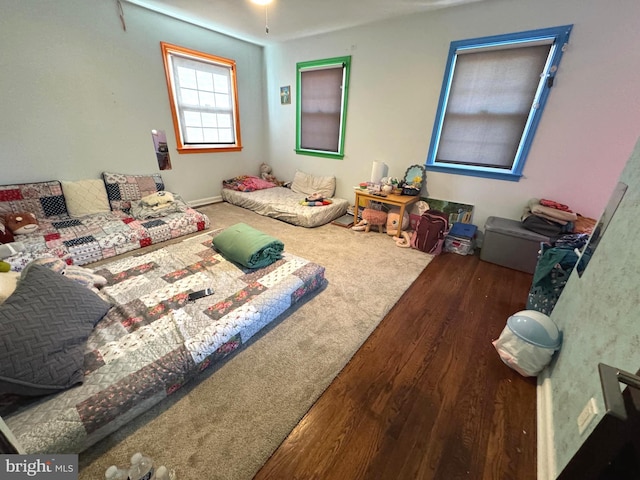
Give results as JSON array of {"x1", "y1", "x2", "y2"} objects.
[
  {"x1": 0, "y1": 272, "x2": 20, "y2": 304},
  {"x1": 290, "y1": 170, "x2": 336, "y2": 199},
  {"x1": 102, "y1": 172, "x2": 165, "y2": 213},
  {"x1": 61, "y1": 179, "x2": 111, "y2": 217},
  {"x1": 0, "y1": 265, "x2": 111, "y2": 396}
]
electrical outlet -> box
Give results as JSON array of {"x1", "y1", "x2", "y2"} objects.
[{"x1": 577, "y1": 397, "x2": 598, "y2": 435}]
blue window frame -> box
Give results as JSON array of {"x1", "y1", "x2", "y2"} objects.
[{"x1": 426, "y1": 25, "x2": 573, "y2": 181}]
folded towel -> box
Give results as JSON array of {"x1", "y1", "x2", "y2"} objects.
[
  {"x1": 212, "y1": 223, "x2": 284, "y2": 268},
  {"x1": 527, "y1": 198, "x2": 577, "y2": 222}
]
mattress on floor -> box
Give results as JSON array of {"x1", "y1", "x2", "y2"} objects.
[
  {"x1": 221, "y1": 186, "x2": 349, "y2": 227},
  {"x1": 2, "y1": 230, "x2": 325, "y2": 454}
]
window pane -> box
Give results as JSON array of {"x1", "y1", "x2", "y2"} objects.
[
  {"x1": 203, "y1": 128, "x2": 218, "y2": 143},
  {"x1": 199, "y1": 91, "x2": 216, "y2": 107},
  {"x1": 218, "y1": 129, "x2": 233, "y2": 143},
  {"x1": 300, "y1": 67, "x2": 343, "y2": 151},
  {"x1": 213, "y1": 74, "x2": 228, "y2": 93},
  {"x1": 215, "y1": 93, "x2": 230, "y2": 109},
  {"x1": 180, "y1": 88, "x2": 199, "y2": 106},
  {"x1": 201, "y1": 113, "x2": 217, "y2": 128},
  {"x1": 196, "y1": 71, "x2": 214, "y2": 91},
  {"x1": 437, "y1": 44, "x2": 550, "y2": 168},
  {"x1": 177, "y1": 67, "x2": 197, "y2": 89},
  {"x1": 183, "y1": 110, "x2": 202, "y2": 127},
  {"x1": 186, "y1": 127, "x2": 203, "y2": 143},
  {"x1": 217, "y1": 114, "x2": 231, "y2": 128}
]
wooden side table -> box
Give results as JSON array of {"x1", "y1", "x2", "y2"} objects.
[{"x1": 353, "y1": 190, "x2": 420, "y2": 237}]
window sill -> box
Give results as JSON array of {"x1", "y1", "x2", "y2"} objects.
[
  {"x1": 177, "y1": 145, "x2": 242, "y2": 154},
  {"x1": 425, "y1": 164, "x2": 523, "y2": 181},
  {"x1": 295, "y1": 149, "x2": 344, "y2": 160}
]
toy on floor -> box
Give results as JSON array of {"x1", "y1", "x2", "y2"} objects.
[
  {"x1": 385, "y1": 207, "x2": 412, "y2": 248},
  {"x1": 352, "y1": 208, "x2": 387, "y2": 233}
]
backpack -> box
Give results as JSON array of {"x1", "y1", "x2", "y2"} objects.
[{"x1": 411, "y1": 209, "x2": 449, "y2": 254}]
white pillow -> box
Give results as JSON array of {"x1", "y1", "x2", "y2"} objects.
[
  {"x1": 290, "y1": 170, "x2": 336, "y2": 198},
  {"x1": 61, "y1": 179, "x2": 111, "y2": 217},
  {"x1": 0, "y1": 271, "x2": 20, "y2": 304}
]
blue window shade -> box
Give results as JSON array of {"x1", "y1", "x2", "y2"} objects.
[{"x1": 426, "y1": 25, "x2": 573, "y2": 181}]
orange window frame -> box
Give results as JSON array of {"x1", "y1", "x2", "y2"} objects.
[{"x1": 160, "y1": 42, "x2": 242, "y2": 154}]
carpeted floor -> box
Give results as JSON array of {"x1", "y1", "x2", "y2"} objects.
[{"x1": 78, "y1": 202, "x2": 433, "y2": 479}]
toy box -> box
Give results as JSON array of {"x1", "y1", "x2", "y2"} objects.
[{"x1": 480, "y1": 216, "x2": 551, "y2": 273}]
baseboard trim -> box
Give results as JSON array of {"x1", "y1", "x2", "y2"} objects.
[
  {"x1": 188, "y1": 196, "x2": 222, "y2": 207},
  {"x1": 537, "y1": 369, "x2": 556, "y2": 480}
]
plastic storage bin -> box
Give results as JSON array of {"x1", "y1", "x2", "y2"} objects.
[{"x1": 480, "y1": 216, "x2": 550, "y2": 274}]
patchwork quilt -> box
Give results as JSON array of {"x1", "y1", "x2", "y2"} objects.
[
  {"x1": 4, "y1": 208, "x2": 209, "y2": 271},
  {"x1": 2, "y1": 231, "x2": 325, "y2": 454}
]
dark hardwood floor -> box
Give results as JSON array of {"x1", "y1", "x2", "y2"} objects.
[{"x1": 254, "y1": 251, "x2": 537, "y2": 480}]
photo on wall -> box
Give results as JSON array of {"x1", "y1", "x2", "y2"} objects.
[
  {"x1": 280, "y1": 85, "x2": 291, "y2": 105},
  {"x1": 151, "y1": 129, "x2": 172, "y2": 170}
]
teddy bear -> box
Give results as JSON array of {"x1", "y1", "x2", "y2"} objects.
[
  {"x1": 259, "y1": 162, "x2": 281, "y2": 185},
  {"x1": 4, "y1": 212, "x2": 39, "y2": 235}
]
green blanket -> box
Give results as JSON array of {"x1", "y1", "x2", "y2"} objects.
[{"x1": 212, "y1": 223, "x2": 284, "y2": 268}]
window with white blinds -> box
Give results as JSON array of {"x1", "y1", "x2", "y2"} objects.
[
  {"x1": 161, "y1": 42, "x2": 242, "y2": 153},
  {"x1": 426, "y1": 25, "x2": 573, "y2": 181},
  {"x1": 296, "y1": 56, "x2": 351, "y2": 159}
]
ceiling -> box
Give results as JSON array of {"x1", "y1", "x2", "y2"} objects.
[{"x1": 125, "y1": 0, "x2": 484, "y2": 46}]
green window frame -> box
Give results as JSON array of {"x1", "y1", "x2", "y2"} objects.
[{"x1": 295, "y1": 56, "x2": 351, "y2": 159}]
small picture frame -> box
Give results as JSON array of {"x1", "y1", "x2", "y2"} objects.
[{"x1": 280, "y1": 85, "x2": 291, "y2": 105}]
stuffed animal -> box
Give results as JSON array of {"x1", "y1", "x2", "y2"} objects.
[
  {"x1": 22, "y1": 257, "x2": 107, "y2": 292},
  {"x1": 385, "y1": 207, "x2": 412, "y2": 248},
  {"x1": 141, "y1": 190, "x2": 175, "y2": 208},
  {"x1": 5, "y1": 212, "x2": 39, "y2": 235},
  {"x1": 386, "y1": 207, "x2": 409, "y2": 236},
  {"x1": 259, "y1": 162, "x2": 281, "y2": 185},
  {"x1": 352, "y1": 208, "x2": 387, "y2": 233}
]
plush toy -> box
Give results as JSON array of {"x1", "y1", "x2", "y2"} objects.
[
  {"x1": 352, "y1": 208, "x2": 387, "y2": 233},
  {"x1": 141, "y1": 190, "x2": 175, "y2": 208},
  {"x1": 259, "y1": 162, "x2": 282, "y2": 185},
  {"x1": 385, "y1": 207, "x2": 412, "y2": 248},
  {"x1": 5, "y1": 212, "x2": 39, "y2": 235},
  {"x1": 386, "y1": 207, "x2": 409, "y2": 236},
  {"x1": 22, "y1": 257, "x2": 107, "y2": 292}
]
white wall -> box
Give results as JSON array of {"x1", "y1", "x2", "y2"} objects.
[
  {"x1": 0, "y1": 0, "x2": 266, "y2": 205},
  {"x1": 264, "y1": 0, "x2": 640, "y2": 231}
]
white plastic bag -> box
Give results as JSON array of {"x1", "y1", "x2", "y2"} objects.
[{"x1": 492, "y1": 325, "x2": 555, "y2": 377}]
